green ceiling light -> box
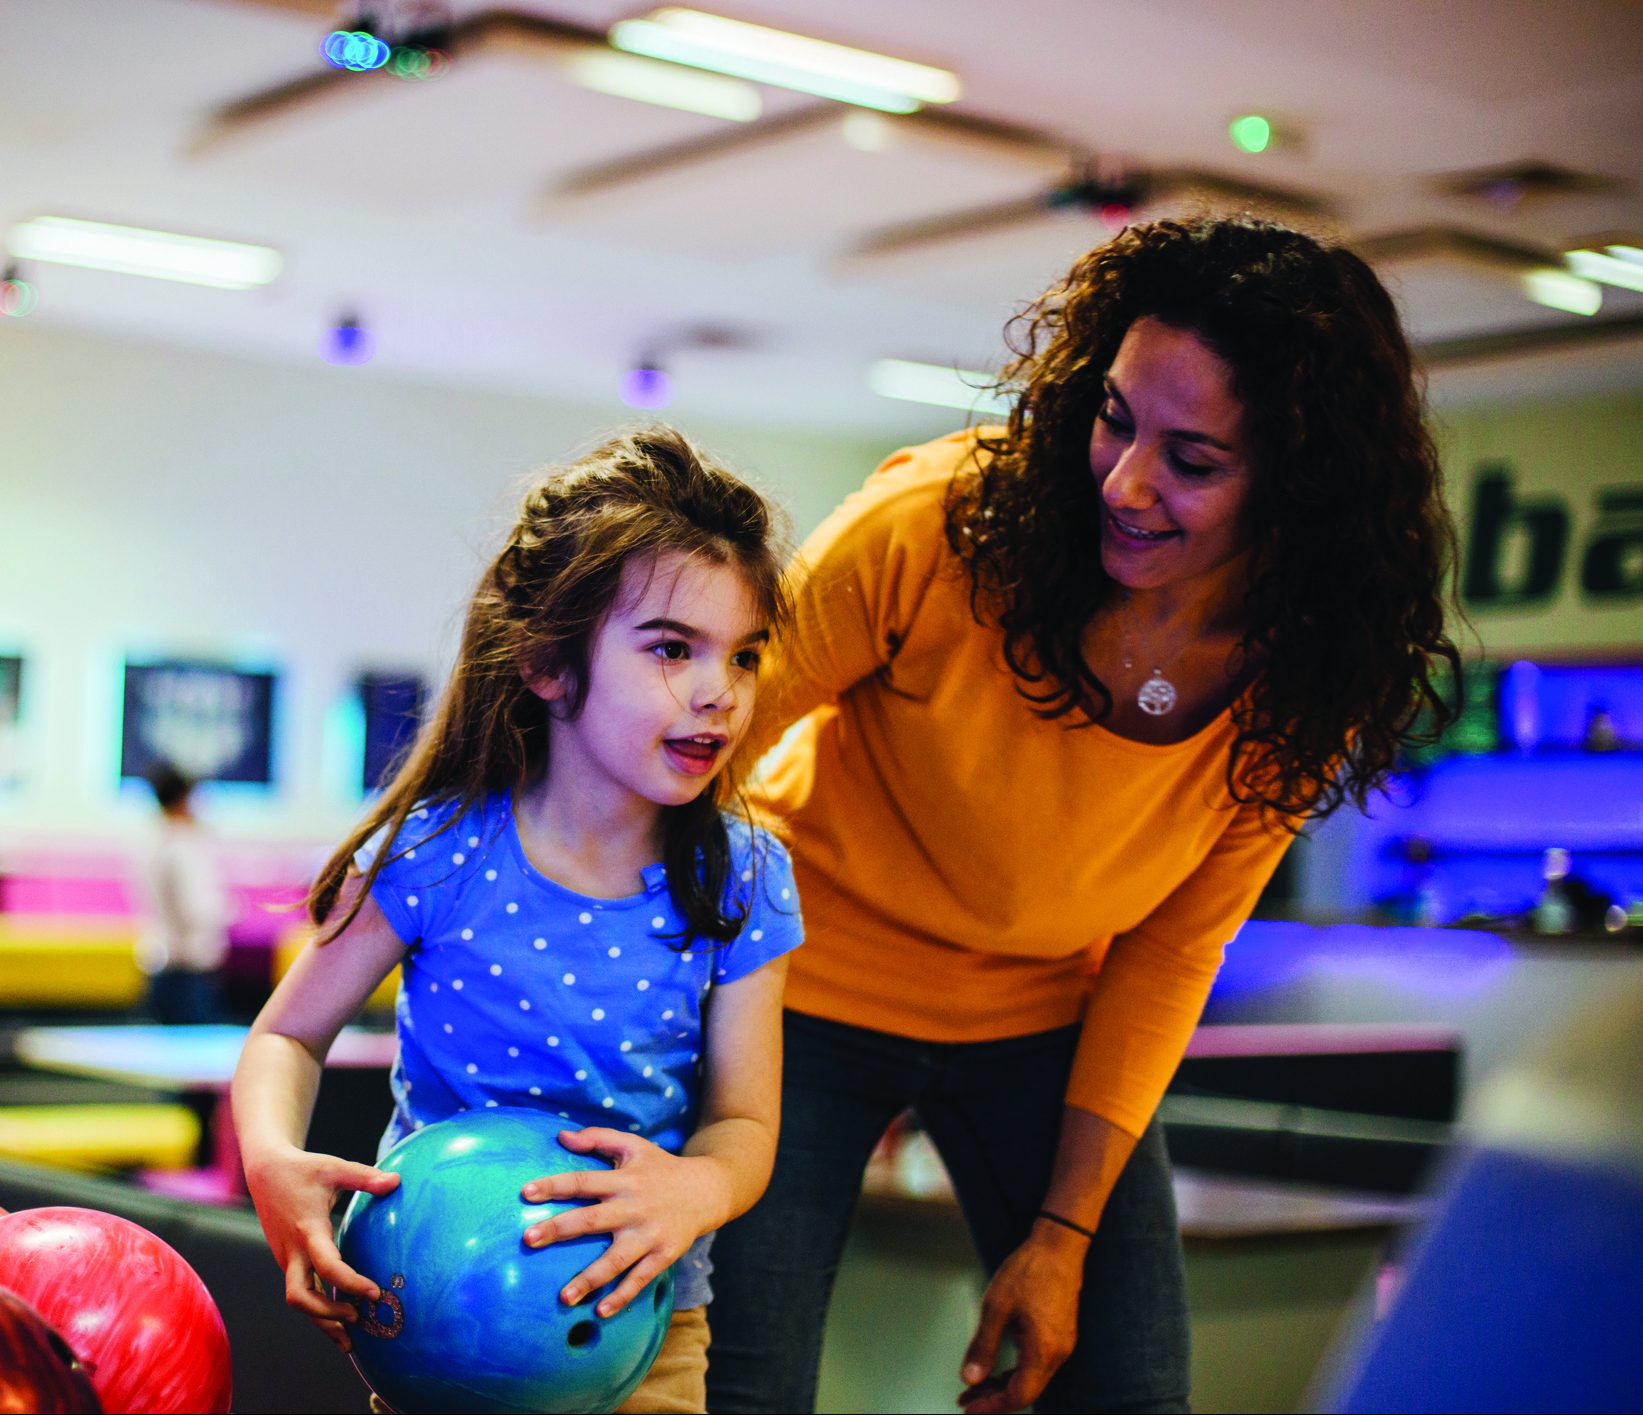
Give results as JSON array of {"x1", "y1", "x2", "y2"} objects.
[{"x1": 1228, "y1": 114, "x2": 1273, "y2": 154}]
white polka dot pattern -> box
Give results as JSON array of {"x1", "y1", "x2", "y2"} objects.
[{"x1": 367, "y1": 794, "x2": 802, "y2": 1212}]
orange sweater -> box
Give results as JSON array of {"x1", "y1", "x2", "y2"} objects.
[{"x1": 749, "y1": 430, "x2": 1294, "y2": 1138}]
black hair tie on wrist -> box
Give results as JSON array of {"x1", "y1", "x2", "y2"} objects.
[{"x1": 1037, "y1": 1208, "x2": 1096, "y2": 1241}]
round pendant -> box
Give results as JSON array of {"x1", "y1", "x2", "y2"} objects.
[{"x1": 1137, "y1": 673, "x2": 1178, "y2": 717}]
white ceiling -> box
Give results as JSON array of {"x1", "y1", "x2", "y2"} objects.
[{"x1": 3, "y1": 0, "x2": 1642, "y2": 435}]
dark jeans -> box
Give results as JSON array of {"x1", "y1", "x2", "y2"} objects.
[
  {"x1": 147, "y1": 968, "x2": 223, "y2": 1025},
  {"x1": 707, "y1": 1012, "x2": 1191, "y2": 1414}
]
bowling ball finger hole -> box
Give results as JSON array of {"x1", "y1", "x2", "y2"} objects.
[
  {"x1": 46, "y1": 1326, "x2": 95, "y2": 1375},
  {"x1": 566, "y1": 1320, "x2": 600, "y2": 1350},
  {"x1": 653, "y1": 1284, "x2": 667, "y2": 1311}
]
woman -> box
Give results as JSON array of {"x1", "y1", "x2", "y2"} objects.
[{"x1": 707, "y1": 216, "x2": 1459, "y2": 1414}]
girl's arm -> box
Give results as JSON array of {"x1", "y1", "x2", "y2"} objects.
[
  {"x1": 230, "y1": 877, "x2": 407, "y2": 1346},
  {"x1": 520, "y1": 953, "x2": 791, "y2": 1315}
]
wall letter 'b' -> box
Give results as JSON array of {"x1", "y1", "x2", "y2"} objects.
[{"x1": 1462, "y1": 465, "x2": 1569, "y2": 608}]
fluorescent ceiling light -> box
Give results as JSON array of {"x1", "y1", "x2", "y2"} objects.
[
  {"x1": 1564, "y1": 247, "x2": 1643, "y2": 294},
  {"x1": 565, "y1": 49, "x2": 760, "y2": 121},
  {"x1": 869, "y1": 358, "x2": 1010, "y2": 414},
  {"x1": 610, "y1": 8, "x2": 960, "y2": 114},
  {"x1": 1522, "y1": 268, "x2": 1602, "y2": 317},
  {"x1": 7, "y1": 217, "x2": 281, "y2": 289}
]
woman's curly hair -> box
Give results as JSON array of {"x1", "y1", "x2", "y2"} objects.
[{"x1": 946, "y1": 215, "x2": 1461, "y2": 822}]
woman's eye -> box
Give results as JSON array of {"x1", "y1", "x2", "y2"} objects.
[
  {"x1": 650, "y1": 641, "x2": 689, "y2": 662},
  {"x1": 1096, "y1": 404, "x2": 1133, "y2": 437},
  {"x1": 1168, "y1": 451, "x2": 1216, "y2": 477},
  {"x1": 733, "y1": 650, "x2": 762, "y2": 672}
]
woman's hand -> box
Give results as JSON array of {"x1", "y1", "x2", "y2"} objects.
[
  {"x1": 242, "y1": 1144, "x2": 401, "y2": 1352},
  {"x1": 521, "y1": 1127, "x2": 733, "y2": 1317},
  {"x1": 958, "y1": 1220, "x2": 1089, "y2": 1413}
]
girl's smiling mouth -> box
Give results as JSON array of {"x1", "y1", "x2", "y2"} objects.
[{"x1": 662, "y1": 734, "x2": 727, "y2": 776}]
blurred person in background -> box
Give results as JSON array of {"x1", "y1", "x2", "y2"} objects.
[{"x1": 136, "y1": 762, "x2": 231, "y2": 1024}]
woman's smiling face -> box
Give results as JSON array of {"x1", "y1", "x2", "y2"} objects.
[{"x1": 1089, "y1": 317, "x2": 1255, "y2": 601}]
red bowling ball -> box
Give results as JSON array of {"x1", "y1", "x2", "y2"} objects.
[
  {"x1": 0, "y1": 1285, "x2": 102, "y2": 1414},
  {"x1": 0, "y1": 1208, "x2": 231, "y2": 1415}
]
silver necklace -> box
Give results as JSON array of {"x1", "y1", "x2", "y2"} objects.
[{"x1": 1119, "y1": 597, "x2": 1181, "y2": 717}]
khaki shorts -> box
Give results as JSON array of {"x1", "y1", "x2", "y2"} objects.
[
  {"x1": 366, "y1": 1306, "x2": 708, "y2": 1415},
  {"x1": 616, "y1": 1307, "x2": 709, "y2": 1415}
]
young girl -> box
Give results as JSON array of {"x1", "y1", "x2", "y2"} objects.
[{"x1": 231, "y1": 426, "x2": 803, "y2": 1414}]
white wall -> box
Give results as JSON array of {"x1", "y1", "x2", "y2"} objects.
[{"x1": 0, "y1": 322, "x2": 912, "y2": 848}]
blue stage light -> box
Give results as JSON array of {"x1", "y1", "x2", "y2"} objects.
[
  {"x1": 323, "y1": 314, "x2": 375, "y2": 365},
  {"x1": 323, "y1": 30, "x2": 392, "y2": 72},
  {"x1": 620, "y1": 363, "x2": 672, "y2": 409}
]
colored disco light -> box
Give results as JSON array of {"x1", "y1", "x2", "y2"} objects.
[
  {"x1": 1229, "y1": 114, "x2": 1272, "y2": 154},
  {"x1": 388, "y1": 45, "x2": 450, "y2": 80},
  {"x1": 323, "y1": 30, "x2": 392, "y2": 71},
  {"x1": 0, "y1": 275, "x2": 37, "y2": 317},
  {"x1": 323, "y1": 315, "x2": 375, "y2": 365},
  {"x1": 620, "y1": 364, "x2": 672, "y2": 409}
]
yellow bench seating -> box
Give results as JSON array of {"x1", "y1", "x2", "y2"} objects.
[
  {"x1": 0, "y1": 918, "x2": 145, "y2": 1008},
  {"x1": 0, "y1": 1103, "x2": 201, "y2": 1172}
]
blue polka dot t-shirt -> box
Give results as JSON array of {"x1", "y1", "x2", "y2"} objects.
[{"x1": 357, "y1": 790, "x2": 803, "y2": 1308}]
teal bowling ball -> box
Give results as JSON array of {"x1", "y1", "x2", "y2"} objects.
[{"x1": 336, "y1": 1107, "x2": 675, "y2": 1414}]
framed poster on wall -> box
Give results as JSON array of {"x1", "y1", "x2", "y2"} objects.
[
  {"x1": 0, "y1": 655, "x2": 22, "y2": 788},
  {"x1": 358, "y1": 671, "x2": 427, "y2": 792},
  {"x1": 120, "y1": 659, "x2": 277, "y2": 785}
]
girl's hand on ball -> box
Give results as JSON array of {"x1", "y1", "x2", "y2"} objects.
[
  {"x1": 520, "y1": 1127, "x2": 731, "y2": 1316},
  {"x1": 243, "y1": 1144, "x2": 401, "y2": 1347}
]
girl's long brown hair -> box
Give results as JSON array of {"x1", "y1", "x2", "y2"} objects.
[
  {"x1": 947, "y1": 215, "x2": 1462, "y2": 822},
  {"x1": 309, "y1": 425, "x2": 791, "y2": 947}
]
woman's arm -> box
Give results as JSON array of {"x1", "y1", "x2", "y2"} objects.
[
  {"x1": 960, "y1": 801, "x2": 1293, "y2": 1410},
  {"x1": 230, "y1": 879, "x2": 408, "y2": 1345},
  {"x1": 959, "y1": 1106, "x2": 1136, "y2": 1413},
  {"x1": 520, "y1": 954, "x2": 791, "y2": 1315}
]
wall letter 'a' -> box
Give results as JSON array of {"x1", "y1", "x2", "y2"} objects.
[
  {"x1": 1580, "y1": 488, "x2": 1643, "y2": 599},
  {"x1": 1462, "y1": 465, "x2": 1570, "y2": 608}
]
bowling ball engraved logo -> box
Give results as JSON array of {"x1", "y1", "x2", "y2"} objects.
[{"x1": 358, "y1": 1273, "x2": 404, "y2": 1339}]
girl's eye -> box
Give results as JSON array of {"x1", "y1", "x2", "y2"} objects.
[
  {"x1": 650, "y1": 641, "x2": 689, "y2": 662},
  {"x1": 733, "y1": 649, "x2": 762, "y2": 672}
]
